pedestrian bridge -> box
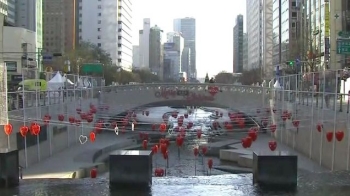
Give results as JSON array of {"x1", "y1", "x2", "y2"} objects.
[{"x1": 3, "y1": 83, "x2": 350, "y2": 171}]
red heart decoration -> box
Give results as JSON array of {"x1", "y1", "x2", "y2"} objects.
[
  {"x1": 335, "y1": 131, "x2": 344, "y2": 142},
  {"x1": 4, "y1": 124, "x2": 13, "y2": 136},
  {"x1": 268, "y1": 140, "x2": 277, "y2": 151},
  {"x1": 208, "y1": 86, "x2": 219, "y2": 96},
  {"x1": 269, "y1": 124, "x2": 277, "y2": 133},
  {"x1": 20, "y1": 126, "x2": 29, "y2": 137},
  {"x1": 326, "y1": 132, "x2": 333, "y2": 142},
  {"x1": 248, "y1": 128, "x2": 258, "y2": 141},
  {"x1": 292, "y1": 120, "x2": 300, "y2": 128},
  {"x1": 316, "y1": 123, "x2": 323, "y2": 132}
]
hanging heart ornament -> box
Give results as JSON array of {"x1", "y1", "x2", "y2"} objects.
[{"x1": 79, "y1": 135, "x2": 88, "y2": 144}]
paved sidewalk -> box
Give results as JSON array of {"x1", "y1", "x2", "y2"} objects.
[
  {"x1": 229, "y1": 132, "x2": 327, "y2": 172},
  {"x1": 22, "y1": 132, "x2": 136, "y2": 179}
]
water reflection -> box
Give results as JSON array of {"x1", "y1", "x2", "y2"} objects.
[{"x1": 2, "y1": 171, "x2": 350, "y2": 196}]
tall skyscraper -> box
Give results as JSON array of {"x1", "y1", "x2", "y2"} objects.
[
  {"x1": 242, "y1": 33, "x2": 248, "y2": 69},
  {"x1": 132, "y1": 45, "x2": 140, "y2": 69},
  {"x1": 233, "y1": 14, "x2": 244, "y2": 73},
  {"x1": 246, "y1": 0, "x2": 262, "y2": 70},
  {"x1": 16, "y1": 0, "x2": 43, "y2": 70},
  {"x1": 43, "y1": 0, "x2": 78, "y2": 53},
  {"x1": 139, "y1": 18, "x2": 151, "y2": 69},
  {"x1": 173, "y1": 17, "x2": 196, "y2": 79},
  {"x1": 149, "y1": 25, "x2": 163, "y2": 79},
  {"x1": 78, "y1": 0, "x2": 132, "y2": 70},
  {"x1": 167, "y1": 32, "x2": 185, "y2": 72}
]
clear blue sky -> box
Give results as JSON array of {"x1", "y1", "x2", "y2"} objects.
[{"x1": 132, "y1": 0, "x2": 246, "y2": 78}]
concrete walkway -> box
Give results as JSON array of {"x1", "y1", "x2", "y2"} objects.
[
  {"x1": 228, "y1": 132, "x2": 327, "y2": 172},
  {"x1": 22, "y1": 132, "x2": 136, "y2": 179}
]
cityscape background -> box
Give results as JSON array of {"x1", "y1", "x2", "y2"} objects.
[{"x1": 0, "y1": 0, "x2": 348, "y2": 84}]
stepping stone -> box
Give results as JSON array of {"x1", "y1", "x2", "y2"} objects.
[
  {"x1": 238, "y1": 154, "x2": 253, "y2": 168},
  {"x1": 219, "y1": 149, "x2": 252, "y2": 162}
]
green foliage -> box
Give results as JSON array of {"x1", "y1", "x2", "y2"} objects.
[
  {"x1": 215, "y1": 71, "x2": 237, "y2": 84},
  {"x1": 239, "y1": 68, "x2": 262, "y2": 85},
  {"x1": 62, "y1": 42, "x2": 160, "y2": 85}
]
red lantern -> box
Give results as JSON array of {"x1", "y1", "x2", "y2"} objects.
[
  {"x1": 225, "y1": 123, "x2": 233, "y2": 131},
  {"x1": 31, "y1": 123, "x2": 41, "y2": 135},
  {"x1": 238, "y1": 119, "x2": 245, "y2": 129},
  {"x1": 268, "y1": 140, "x2": 277, "y2": 151},
  {"x1": 207, "y1": 159, "x2": 213, "y2": 169},
  {"x1": 154, "y1": 168, "x2": 164, "y2": 177},
  {"x1": 316, "y1": 123, "x2": 323, "y2": 132},
  {"x1": 159, "y1": 123, "x2": 167, "y2": 132},
  {"x1": 142, "y1": 140, "x2": 148, "y2": 150},
  {"x1": 193, "y1": 147, "x2": 199, "y2": 157},
  {"x1": 3, "y1": 124, "x2": 13, "y2": 136},
  {"x1": 196, "y1": 130, "x2": 202, "y2": 139},
  {"x1": 164, "y1": 138, "x2": 170, "y2": 147},
  {"x1": 335, "y1": 131, "x2": 344, "y2": 142},
  {"x1": 176, "y1": 136, "x2": 184, "y2": 147},
  {"x1": 269, "y1": 124, "x2": 277, "y2": 133},
  {"x1": 292, "y1": 120, "x2": 300, "y2": 128},
  {"x1": 89, "y1": 132, "x2": 96, "y2": 142},
  {"x1": 248, "y1": 128, "x2": 258, "y2": 141},
  {"x1": 20, "y1": 126, "x2": 29, "y2": 137},
  {"x1": 58, "y1": 114, "x2": 64, "y2": 121},
  {"x1": 326, "y1": 132, "x2": 333, "y2": 142},
  {"x1": 151, "y1": 145, "x2": 158, "y2": 154},
  {"x1": 201, "y1": 146, "x2": 208, "y2": 155},
  {"x1": 90, "y1": 168, "x2": 97, "y2": 178},
  {"x1": 69, "y1": 117, "x2": 75, "y2": 124}
]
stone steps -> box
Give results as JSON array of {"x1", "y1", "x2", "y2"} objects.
[
  {"x1": 238, "y1": 154, "x2": 253, "y2": 168},
  {"x1": 219, "y1": 149, "x2": 252, "y2": 162}
]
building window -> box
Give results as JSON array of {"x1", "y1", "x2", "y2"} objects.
[
  {"x1": 98, "y1": 43, "x2": 101, "y2": 47},
  {"x1": 291, "y1": 22, "x2": 296, "y2": 27},
  {"x1": 98, "y1": 13, "x2": 101, "y2": 16},
  {"x1": 292, "y1": 12, "x2": 297, "y2": 18},
  {"x1": 98, "y1": 20, "x2": 101, "y2": 24},
  {"x1": 98, "y1": 35, "x2": 101, "y2": 39},
  {"x1": 79, "y1": 14, "x2": 82, "y2": 17},
  {"x1": 98, "y1": 5, "x2": 101, "y2": 9},
  {"x1": 98, "y1": 28, "x2": 101, "y2": 31},
  {"x1": 292, "y1": 1, "x2": 296, "y2": 7}
]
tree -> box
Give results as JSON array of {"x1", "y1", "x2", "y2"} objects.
[
  {"x1": 215, "y1": 71, "x2": 236, "y2": 84},
  {"x1": 204, "y1": 73, "x2": 210, "y2": 83},
  {"x1": 239, "y1": 68, "x2": 262, "y2": 85}
]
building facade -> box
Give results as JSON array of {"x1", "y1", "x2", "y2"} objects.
[
  {"x1": 139, "y1": 18, "x2": 151, "y2": 69},
  {"x1": 16, "y1": 0, "x2": 43, "y2": 70},
  {"x1": 173, "y1": 17, "x2": 196, "y2": 79},
  {"x1": 262, "y1": 0, "x2": 273, "y2": 78},
  {"x1": 246, "y1": 0, "x2": 262, "y2": 70},
  {"x1": 242, "y1": 33, "x2": 248, "y2": 69},
  {"x1": 132, "y1": 45, "x2": 140, "y2": 69},
  {"x1": 43, "y1": 0, "x2": 78, "y2": 53},
  {"x1": 149, "y1": 25, "x2": 163, "y2": 79},
  {"x1": 163, "y1": 42, "x2": 181, "y2": 81},
  {"x1": 117, "y1": 0, "x2": 133, "y2": 70},
  {"x1": 79, "y1": 0, "x2": 132, "y2": 70},
  {"x1": 6, "y1": 0, "x2": 15, "y2": 26},
  {"x1": 233, "y1": 14, "x2": 244, "y2": 73},
  {"x1": 181, "y1": 47, "x2": 191, "y2": 75}
]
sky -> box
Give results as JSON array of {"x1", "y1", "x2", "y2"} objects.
[{"x1": 132, "y1": 0, "x2": 246, "y2": 78}]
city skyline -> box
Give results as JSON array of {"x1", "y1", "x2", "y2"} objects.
[{"x1": 132, "y1": 0, "x2": 246, "y2": 77}]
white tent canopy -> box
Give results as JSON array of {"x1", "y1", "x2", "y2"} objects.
[{"x1": 47, "y1": 72, "x2": 64, "y2": 91}]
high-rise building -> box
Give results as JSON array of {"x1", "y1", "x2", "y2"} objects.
[
  {"x1": 132, "y1": 45, "x2": 140, "y2": 69},
  {"x1": 167, "y1": 32, "x2": 185, "y2": 72},
  {"x1": 163, "y1": 42, "x2": 181, "y2": 81},
  {"x1": 242, "y1": 33, "x2": 248, "y2": 69},
  {"x1": 246, "y1": 0, "x2": 262, "y2": 70},
  {"x1": 139, "y1": 18, "x2": 151, "y2": 69},
  {"x1": 117, "y1": 0, "x2": 133, "y2": 70},
  {"x1": 79, "y1": 0, "x2": 132, "y2": 70},
  {"x1": 181, "y1": 47, "x2": 191, "y2": 75},
  {"x1": 16, "y1": 0, "x2": 43, "y2": 70},
  {"x1": 233, "y1": 14, "x2": 244, "y2": 73},
  {"x1": 273, "y1": 0, "x2": 301, "y2": 69},
  {"x1": 149, "y1": 25, "x2": 163, "y2": 79},
  {"x1": 173, "y1": 17, "x2": 196, "y2": 79},
  {"x1": 43, "y1": 0, "x2": 78, "y2": 53},
  {"x1": 262, "y1": 0, "x2": 273, "y2": 79},
  {"x1": 6, "y1": 0, "x2": 15, "y2": 26}
]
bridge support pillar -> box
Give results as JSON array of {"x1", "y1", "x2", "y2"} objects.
[
  {"x1": 0, "y1": 149, "x2": 19, "y2": 188},
  {"x1": 109, "y1": 150, "x2": 152, "y2": 190},
  {"x1": 253, "y1": 151, "x2": 297, "y2": 189}
]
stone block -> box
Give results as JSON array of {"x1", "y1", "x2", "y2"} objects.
[
  {"x1": 109, "y1": 150, "x2": 152, "y2": 190},
  {"x1": 238, "y1": 154, "x2": 253, "y2": 168},
  {"x1": 0, "y1": 149, "x2": 19, "y2": 188},
  {"x1": 253, "y1": 151, "x2": 297, "y2": 188},
  {"x1": 219, "y1": 149, "x2": 252, "y2": 162}
]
